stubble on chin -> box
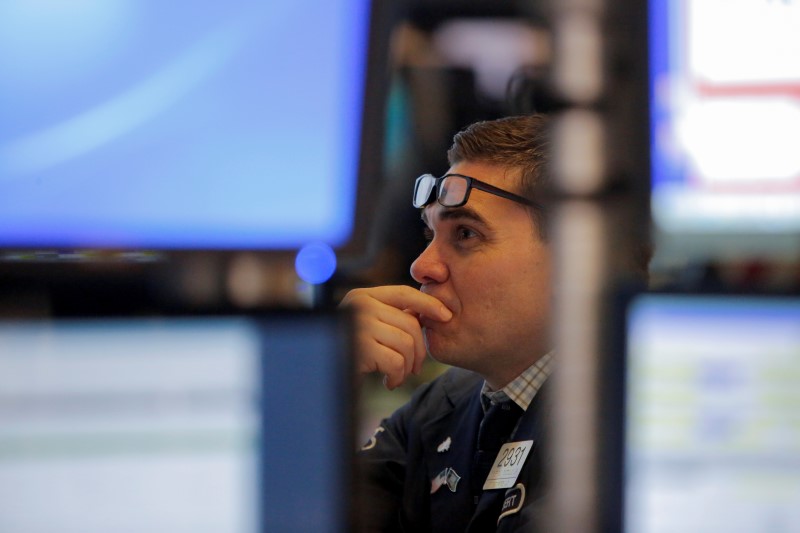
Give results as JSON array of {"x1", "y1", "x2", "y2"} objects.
[
  {"x1": 422, "y1": 326, "x2": 457, "y2": 367},
  {"x1": 421, "y1": 326, "x2": 442, "y2": 363}
]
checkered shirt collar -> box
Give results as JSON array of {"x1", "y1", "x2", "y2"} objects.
[{"x1": 480, "y1": 351, "x2": 553, "y2": 412}]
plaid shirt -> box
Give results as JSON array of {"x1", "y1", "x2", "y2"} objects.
[{"x1": 480, "y1": 351, "x2": 553, "y2": 412}]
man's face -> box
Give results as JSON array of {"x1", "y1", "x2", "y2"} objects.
[{"x1": 410, "y1": 161, "x2": 552, "y2": 389}]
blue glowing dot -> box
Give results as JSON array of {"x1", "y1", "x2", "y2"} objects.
[{"x1": 295, "y1": 242, "x2": 337, "y2": 285}]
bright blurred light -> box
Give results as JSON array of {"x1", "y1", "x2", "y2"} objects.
[
  {"x1": 0, "y1": 0, "x2": 134, "y2": 81},
  {"x1": 295, "y1": 243, "x2": 337, "y2": 285},
  {"x1": 678, "y1": 97, "x2": 800, "y2": 184}
]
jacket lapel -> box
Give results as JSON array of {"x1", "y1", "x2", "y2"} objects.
[
  {"x1": 420, "y1": 375, "x2": 483, "y2": 533},
  {"x1": 467, "y1": 390, "x2": 546, "y2": 532}
]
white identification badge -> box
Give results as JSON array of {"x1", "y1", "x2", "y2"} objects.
[{"x1": 482, "y1": 440, "x2": 534, "y2": 490}]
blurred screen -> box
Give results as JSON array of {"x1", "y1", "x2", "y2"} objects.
[
  {"x1": 624, "y1": 294, "x2": 800, "y2": 532},
  {"x1": 0, "y1": 314, "x2": 350, "y2": 533},
  {"x1": 0, "y1": 0, "x2": 370, "y2": 249},
  {"x1": 649, "y1": 0, "x2": 800, "y2": 256}
]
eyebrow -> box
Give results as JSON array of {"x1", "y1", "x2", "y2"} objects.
[{"x1": 420, "y1": 206, "x2": 490, "y2": 227}]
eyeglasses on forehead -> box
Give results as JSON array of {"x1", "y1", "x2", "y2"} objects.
[{"x1": 413, "y1": 173, "x2": 540, "y2": 209}]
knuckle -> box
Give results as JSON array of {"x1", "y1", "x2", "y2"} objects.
[
  {"x1": 387, "y1": 356, "x2": 405, "y2": 375},
  {"x1": 399, "y1": 332, "x2": 415, "y2": 354},
  {"x1": 340, "y1": 288, "x2": 368, "y2": 307}
]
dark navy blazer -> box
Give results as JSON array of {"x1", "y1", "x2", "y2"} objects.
[{"x1": 358, "y1": 367, "x2": 550, "y2": 532}]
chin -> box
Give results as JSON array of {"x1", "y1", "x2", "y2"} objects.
[
  {"x1": 423, "y1": 330, "x2": 445, "y2": 362},
  {"x1": 424, "y1": 333, "x2": 461, "y2": 368}
]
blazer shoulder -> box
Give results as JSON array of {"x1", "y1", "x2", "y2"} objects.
[
  {"x1": 409, "y1": 367, "x2": 483, "y2": 407},
  {"x1": 376, "y1": 367, "x2": 483, "y2": 445}
]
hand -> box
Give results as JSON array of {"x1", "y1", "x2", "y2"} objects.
[{"x1": 340, "y1": 286, "x2": 452, "y2": 390}]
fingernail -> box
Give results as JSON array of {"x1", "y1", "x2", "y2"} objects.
[{"x1": 440, "y1": 306, "x2": 453, "y2": 320}]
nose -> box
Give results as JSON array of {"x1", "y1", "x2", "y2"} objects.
[{"x1": 410, "y1": 240, "x2": 449, "y2": 286}]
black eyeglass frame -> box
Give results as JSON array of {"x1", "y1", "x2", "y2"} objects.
[{"x1": 413, "y1": 173, "x2": 541, "y2": 210}]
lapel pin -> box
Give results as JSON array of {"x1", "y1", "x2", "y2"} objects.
[
  {"x1": 437, "y1": 436, "x2": 452, "y2": 453},
  {"x1": 431, "y1": 467, "x2": 461, "y2": 494}
]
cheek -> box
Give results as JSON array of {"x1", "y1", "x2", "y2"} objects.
[
  {"x1": 452, "y1": 268, "x2": 493, "y2": 311},
  {"x1": 456, "y1": 271, "x2": 515, "y2": 322},
  {"x1": 502, "y1": 256, "x2": 552, "y2": 318}
]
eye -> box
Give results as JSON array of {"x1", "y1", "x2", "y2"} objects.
[{"x1": 455, "y1": 226, "x2": 478, "y2": 241}]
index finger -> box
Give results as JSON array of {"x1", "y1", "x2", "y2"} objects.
[{"x1": 361, "y1": 286, "x2": 452, "y2": 322}]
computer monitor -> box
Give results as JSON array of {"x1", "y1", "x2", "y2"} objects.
[
  {"x1": 0, "y1": 0, "x2": 387, "y2": 256},
  {"x1": 0, "y1": 311, "x2": 353, "y2": 533},
  {"x1": 616, "y1": 292, "x2": 800, "y2": 532},
  {"x1": 649, "y1": 0, "x2": 800, "y2": 262}
]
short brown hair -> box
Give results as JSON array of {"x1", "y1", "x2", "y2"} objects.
[{"x1": 447, "y1": 114, "x2": 551, "y2": 237}]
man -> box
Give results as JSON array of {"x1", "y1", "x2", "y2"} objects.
[{"x1": 342, "y1": 114, "x2": 554, "y2": 532}]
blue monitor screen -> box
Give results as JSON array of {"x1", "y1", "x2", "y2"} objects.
[
  {"x1": 0, "y1": 313, "x2": 352, "y2": 533},
  {"x1": 624, "y1": 294, "x2": 800, "y2": 532},
  {"x1": 0, "y1": 0, "x2": 372, "y2": 250},
  {"x1": 649, "y1": 0, "x2": 800, "y2": 257}
]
